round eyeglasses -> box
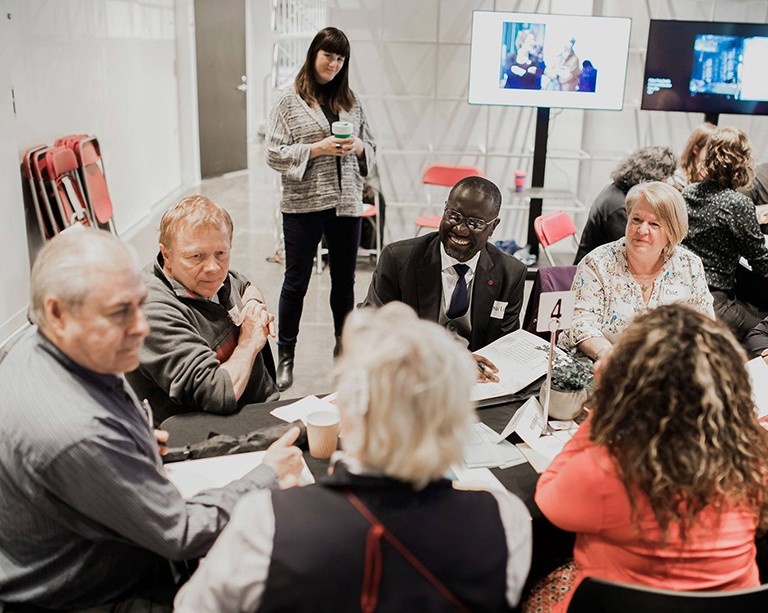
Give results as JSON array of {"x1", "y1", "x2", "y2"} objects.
[{"x1": 442, "y1": 207, "x2": 497, "y2": 232}]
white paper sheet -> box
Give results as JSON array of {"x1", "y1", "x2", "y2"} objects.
[
  {"x1": 463, "y1": 422, "x2": 527, "y2": 469},
  {"x1": 512, "y1": 397, "x2": 547, "y2": 447},
  {"x1": 471, "y1": 330, "x2": 557, "y2": 402},
  {"x1": 516, "y1": 443, "x2": 552, "y2": 474},
  {"x1": 270, "y1": 395, "x2": 340, "y2": 424},
  {"x1": 747, "y1": 357, "x2": 768, "y2": 418},
  {"x1": 450, "y1": 464, "x2": 509, "y2": 493},
  {"x1": 165, "y1": 451, "x2": 314, "y2": 498}
]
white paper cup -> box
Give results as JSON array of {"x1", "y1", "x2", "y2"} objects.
[
  {"x1": 332, "y1": 120, "x2": 353, "y2": 138},
  {"x1": 306, "y1": 411, "x2": 340, "y2": 459}
]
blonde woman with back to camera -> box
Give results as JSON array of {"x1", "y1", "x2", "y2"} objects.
[
  {"x1": 527, "y1": 304, "x2": 768, "y2": 613},
  {"x1": 559, "y1": 181, "x2": 714, "y2": 362},
  {"x1": 175, "y1": 302, "x2": 532, "y2": 612}
]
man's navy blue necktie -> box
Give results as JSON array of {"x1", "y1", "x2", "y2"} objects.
[{"x1": 447, "y1": 264, "x2": 470, "y2": 319}]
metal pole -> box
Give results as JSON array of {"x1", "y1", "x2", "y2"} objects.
[{"x1": 526, "y1": 106, "x2": 550, "y2": 257}]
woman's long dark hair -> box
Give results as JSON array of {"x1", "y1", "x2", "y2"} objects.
[{"x1": 295, "y1": 27, "x2": 354, "y2": 114}]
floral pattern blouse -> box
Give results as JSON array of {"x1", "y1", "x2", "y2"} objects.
[{"x1": 558, "y1": 238, "x2": 715, "y2": 351}]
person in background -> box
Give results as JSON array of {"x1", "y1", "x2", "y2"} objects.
[
  {"x1": 744, "y1": 316, "x2": 768, "y2": 363},
  {"x1": 266, "y1": 26, "x2": 376, "y2": 392},
  {"x1": 361, "y1": 176, "x2": 526, "y2": 381},
  {"x1": 529, "y1": 305, "x2": 768, "y2": 613},
  {"x1": 174, "y1": 302, "x2": 532, "y2": 612},
  {"x1": 573, "y1": 146, "x2": 677, "y2": 264},
  {"x1": 126, "y1": 196, "x2": 278, "y2": 425},
  {"x1": 504, "y1": 29, "x2": 545, "y2": 90},
  {"x1": 739, "y1": 161, "x2": 768, "y2": 206},
  {"x1": 0, "y1": 230, "x2": 303, "y2": 610},
  {"x1": 739, "y1": 161, "x2": 768, "y2": 230},
  {"x1": 682, "y1": 127, "x2": 768, "y2": 340},
  {"x1": 559, "y1": 181, "x2": 713, "y2": 361},
  {"x1": 672, "y1": 122, "x2": 716, "y2": 189},
  {"x1": 576, "y1": 59, "x2": 597, "y2": 92},
  {"x1": 544, "y1": 37, "x2": 580, "y2": 91}
]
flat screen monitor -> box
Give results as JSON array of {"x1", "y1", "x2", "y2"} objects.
[
  {"x1": 468, "y1": 11, "x2": 632, "y2": 110},
  {"x1": 642, "y1": 19, "x2": 768, "y2": 116}
]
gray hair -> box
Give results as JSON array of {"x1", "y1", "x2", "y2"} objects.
[
  {"x1": 29, "y1": 230, "x2": 139, "y2": 328},
  {"x1": 334, "y1": 302, "x2": 476, "y2": 489},
  {"x1": 612, "y1": 146, "x2": 678, "y2": 193}
]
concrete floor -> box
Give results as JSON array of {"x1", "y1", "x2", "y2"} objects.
[{"x1": 130, "y1": 143, "x2": 568, "y2": 402}]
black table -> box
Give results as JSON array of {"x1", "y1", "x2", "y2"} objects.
[{"x1": 161, "y1": 390, "x2": 575, "y2": 586}]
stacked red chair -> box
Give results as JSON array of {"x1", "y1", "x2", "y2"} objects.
[{"x1": 21, "y1": 134, "x2": 117, "y2": 242}]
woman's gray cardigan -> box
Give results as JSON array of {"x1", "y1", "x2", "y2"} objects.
[{"x1": 265, "y1": 86, "x2": 376, "y2": 216}]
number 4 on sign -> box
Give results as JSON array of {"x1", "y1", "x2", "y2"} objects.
[{"x1": 536, "y1": 291, "x2": 575, "y2": 333}]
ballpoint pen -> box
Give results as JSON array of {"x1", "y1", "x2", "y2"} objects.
[{"x1": 142, "y1": 399, "x2": 154, "y2": 432}]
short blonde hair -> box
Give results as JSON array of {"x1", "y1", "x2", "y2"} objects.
[
  {"x1": 625, "y1": 181, "x2": 688, "y2": 248},
  {"x1": 703, "y1": 127, "x2": 755, "y2": 190},
  {"x1": 29, "y1": 230, "x2": 137, "y2": 328},
  {"x1": 159, "y1": 195, "x2": 234, "y2": 249},
  {"x1": 334, "y1": 303, "x2": 476, "y2": 489}
]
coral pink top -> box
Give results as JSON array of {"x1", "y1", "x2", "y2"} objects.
[{"x1": 535, "y1": 416, "x2": 759, "y2": 612}]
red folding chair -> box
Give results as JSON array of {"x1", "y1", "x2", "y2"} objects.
[
  {"x1": 29, "y1": 146, "x2": 90, "y2": 237},
  {"x1": 56, "y1": 135, "x2": 116, "y2": 234},
  {"x1": 415, "y1": 164, "x2": 484, "y2": 235},
  {"x1": 44, "y1": 146, "x2": 92, "y2": 229},
  {"x1": 22, "y1": 145, "x2": 57, "y2": 241},
  {"x1": 534, "y1": 211, "x2": 579, "y2": 266}
]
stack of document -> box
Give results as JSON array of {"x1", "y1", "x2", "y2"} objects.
[
  {"x1": 489, "y1": 396, "x2": 579, "y2": 473},
  {"x1": 462, "y1": 422, "x2": 527, "y2": 469},
  {"x1": 471, "y1": 329, "x2": 558, "y2": 404}
]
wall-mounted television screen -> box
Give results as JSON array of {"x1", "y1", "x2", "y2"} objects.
[
  {"x1": 642, "y1": 19, "x2": 768, "y2": 116},
  {"x1": 468, "y1": 11, "x2": 632, "y2": 110}
]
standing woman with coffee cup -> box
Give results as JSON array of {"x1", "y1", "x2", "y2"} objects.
[{"x1": 266, "y1": 27, "x2": 376, "y2": 392}]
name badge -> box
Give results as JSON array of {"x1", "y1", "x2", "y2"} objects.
[
  {"x1": 228, "y1": 305, "x2": 244, "y2": 326},
  {"x1": 491, "y1": 300, "x2": 507, "y2": 319}
]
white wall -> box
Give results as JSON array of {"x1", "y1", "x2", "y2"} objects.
[{"x1": 0, "y1": 0, "x2": 199, "y2": 342}]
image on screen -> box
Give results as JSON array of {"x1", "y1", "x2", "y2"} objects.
[
  {"x1": 469, "y1": 11, "x2": 631, "y2": 111},
  {"x1": 498, "y1": 22, "x2": 597, "y2": 93},
  {"x1": 642, "y1": 20, "x2": 768, "y2": 116}
]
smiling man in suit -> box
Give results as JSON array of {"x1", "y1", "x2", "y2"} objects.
[{"x1": 361, "y1": 176, "x2": 526, "y2": 379}]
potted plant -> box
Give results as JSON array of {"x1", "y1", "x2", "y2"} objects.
[{"x1": 539, "y1": 351, "x2": 594, "y2": 420}]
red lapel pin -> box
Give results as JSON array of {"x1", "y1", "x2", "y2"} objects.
[{"x1": 488, "y1": 279, "x2": 494, "y2": 286}]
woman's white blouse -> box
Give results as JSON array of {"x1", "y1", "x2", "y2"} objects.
[{"x1": 558, "y1": 238, "x2": 715, "y2": 351}]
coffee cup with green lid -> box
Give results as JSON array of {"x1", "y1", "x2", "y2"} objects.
[{"x1": 332, "y1": 121, "x2": 353, "y2": 139}]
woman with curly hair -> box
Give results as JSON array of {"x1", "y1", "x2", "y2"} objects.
[
  {"x1": 574, "y1": 146, "x2": 678, "y2": 263},
  {"x1": 529, "y1": 304, "x2": 768, "y2": 613},
  {"x1": 682, "y1": 127, "x2": 768, "y2": 340}
]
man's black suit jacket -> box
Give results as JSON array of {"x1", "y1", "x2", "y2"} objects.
[{"x1": 361, "y1": 233, "x2": 527, "y2": 351}]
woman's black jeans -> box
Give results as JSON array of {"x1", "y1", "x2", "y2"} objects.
[{"x1": 278, "y1": 208, "x2": 361, "y2": 346}]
